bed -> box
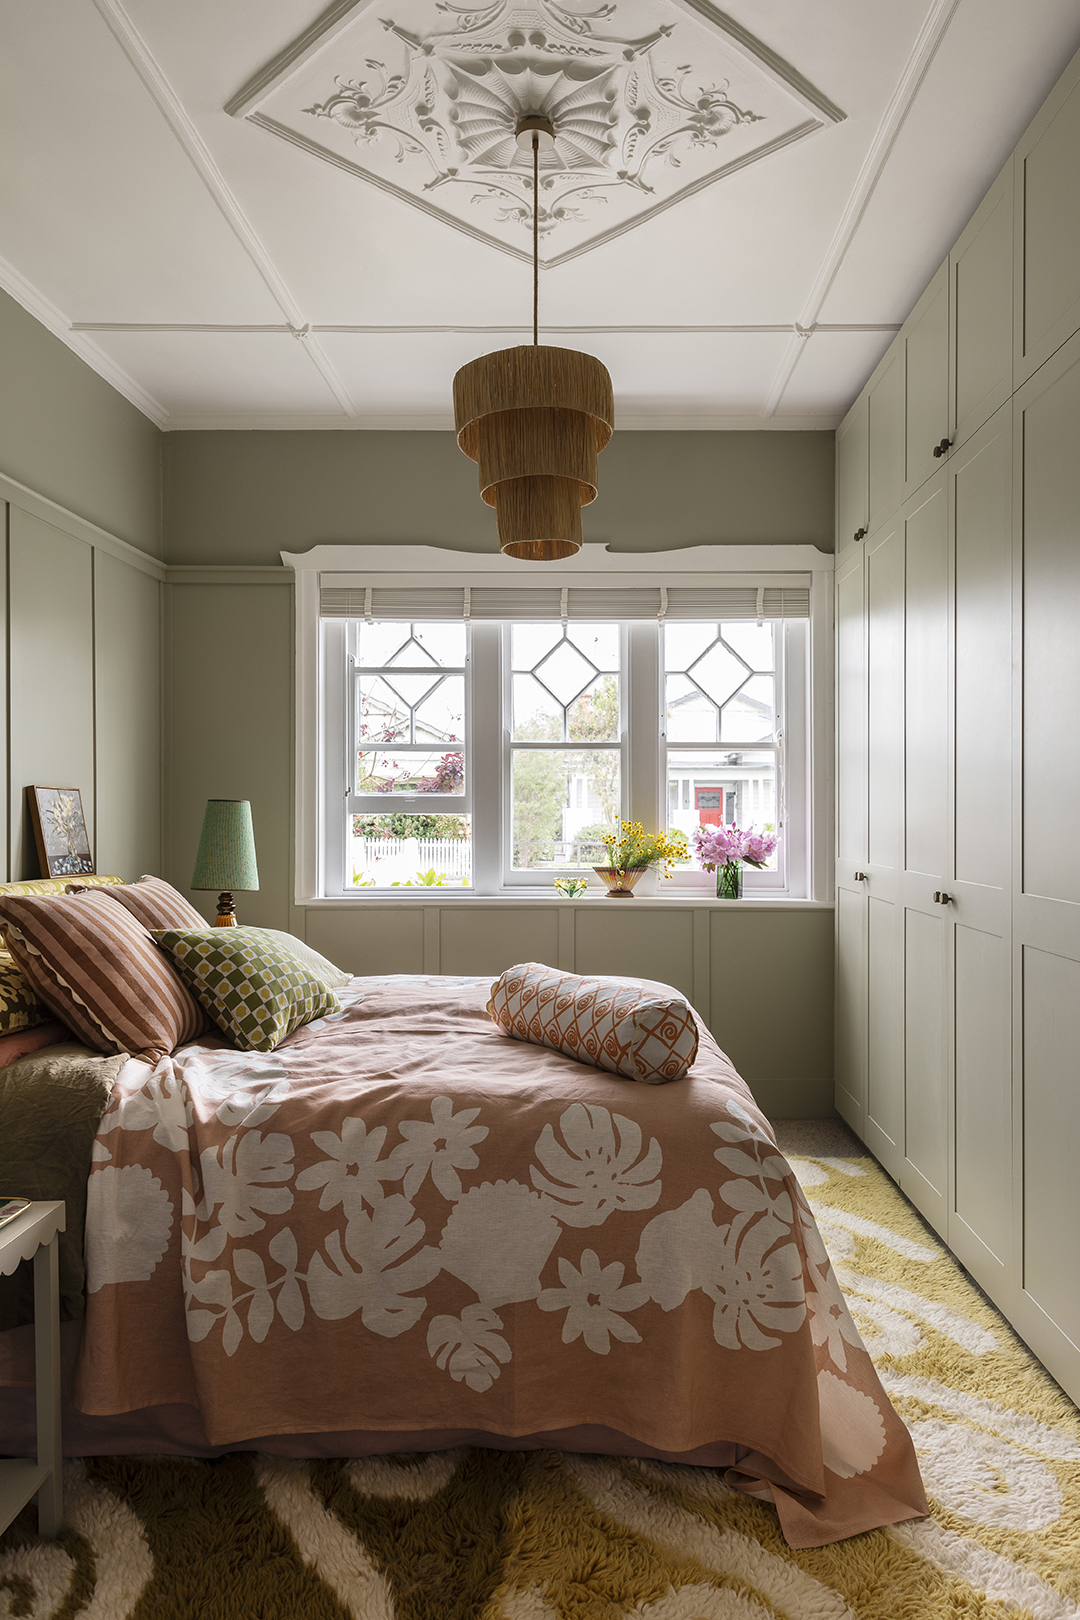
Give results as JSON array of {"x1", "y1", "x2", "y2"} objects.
[{"x1": 0, "y1": 963, "x2": 927, "y2": 1550}]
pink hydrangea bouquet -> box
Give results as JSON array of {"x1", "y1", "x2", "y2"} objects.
[{"x1": 692, "y1": 823, "x2": 778, "y2": 898}]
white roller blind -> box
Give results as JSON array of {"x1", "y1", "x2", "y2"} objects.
[{"x1": 320, "y1": 583, "x2": 810, "y2": 621}]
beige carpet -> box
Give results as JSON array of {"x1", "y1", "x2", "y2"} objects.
[{"x1": 3, "y1": 1151, "x2": 1078, "y2": 1619}]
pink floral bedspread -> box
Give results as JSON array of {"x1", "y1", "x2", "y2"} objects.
[{"x1": 75, "y1": 975, "x2": 927, "y2": 1547}]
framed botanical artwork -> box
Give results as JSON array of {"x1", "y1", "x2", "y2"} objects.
[{"x1": 27, "y1": 786, "x2": 94, "y2": 878}]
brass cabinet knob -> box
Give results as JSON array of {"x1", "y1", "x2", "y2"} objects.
[{"x1": 932, "y1": 438, "x2": 952, "y2": 458}]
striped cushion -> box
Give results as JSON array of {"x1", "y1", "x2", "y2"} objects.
[
  {"x1": 0, "y1": 891, "x2": 207, "y2": 1057},
  {"x1": 487, "y1": 961, "x2": 699, "y2": 1084},
  {"x1": 98, "y1": 875, "x2": 208, "y2": 932}
]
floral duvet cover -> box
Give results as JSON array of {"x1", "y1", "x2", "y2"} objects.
[{"x1": 75, "y1": 974, "x2": 927, "y2": 1548}]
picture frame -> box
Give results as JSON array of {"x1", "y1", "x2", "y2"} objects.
[{"x1": 27, "y1": 786, "x2": 94, "y2": 879}]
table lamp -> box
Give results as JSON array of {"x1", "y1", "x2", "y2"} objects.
[{"x1": 191, "y1": 799, "x2": 259, "y2": 926}]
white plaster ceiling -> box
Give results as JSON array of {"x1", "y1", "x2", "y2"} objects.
[{"x1": 1, "y1": 0, "x2": 1079, "y2": 431}]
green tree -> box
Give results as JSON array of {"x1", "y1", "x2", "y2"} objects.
[
  {"x1": 512, "y1": 709, "x2": 566, "y2": 868},
  {"x1": 569, "y1": 674, "x2": 620, "y2": 828}
]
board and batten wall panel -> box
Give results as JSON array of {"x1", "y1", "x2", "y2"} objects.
[
  {"x1": 4, "y1": 505, "x2": 164, "y2": 883},
  {"x1": 93, "y1": 553, "x2": 163, "y2": 881},
  {"x1": 8, "y1": 508, "x2": 95, "y2": 878},
  {"x1": 1021, "y1": 945, "x2": 1080, "y2": 1352},
  {"x1": 165, "y1": 581, "x2": 293, "y2": 928}
]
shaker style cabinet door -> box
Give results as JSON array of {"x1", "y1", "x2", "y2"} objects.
[
  {"x1": 951, "y1": 161, "x2": 1014, "y2": 451},
  {"x1": 836, "y1": 395, "x2": 869, "y2": 559},
  {"x1": 900, "y1": 474, "x2": 950, "y2": 1235},
  {"x1": 868, "y1": 343, "x2": 905, "y2": 531},
  {"x1": 903, "y1": 263, "x2": 951, "y2": 500},
  {"x1": 863, "y1": 520, "x2": 904, "y2": 1178},
  {"x1": 1012, "y1": 330, "x2": 1080, "y2": 1402},
  {"x1": 945, "y1": 405, "x2": 1013, "y2": 1299},
  {"x1": 1013, "y1": 55, "x2": 1080, "y2": 388},
  {"x1": 834, "y1": 546, "x2": 868, "y2": 1135}
]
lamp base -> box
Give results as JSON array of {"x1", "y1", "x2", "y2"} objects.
[{"x1": 214, "y1": 892, "x2": 238, "y2": 927}]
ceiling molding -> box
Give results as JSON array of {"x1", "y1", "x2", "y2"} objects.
[
  {"x1": 762, "y1": 0, "x2": 963, "y2": 417},
  {"x1": 71, "y1": 321, "x2": 902, "y2": 337},
  {"x1": 670, "y1": 0, "x2": 846, "y2": 123},
  {"x1": 161, "y1": 411, "x2": 840, "y2": 432},
  {"x1": 0, "y1": 254, "x2": 168, "y2": 427},
  {"x1": 89, "y1": 0, "x2": 358, "y2": 418}
]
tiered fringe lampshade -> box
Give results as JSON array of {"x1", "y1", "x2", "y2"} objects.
[
  {"x1": 453, "y1": 345, "x2": 614, "y2": 561},
  {"x1": 191, "y1": 799, "x2": 259, "y2": 926}
]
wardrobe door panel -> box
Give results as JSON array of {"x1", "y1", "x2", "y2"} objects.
[
  {"x1": 904, "y1": 480, "x2": 949, "y2": 884},
  {"x1": 1015, "y1": 63, "x2": 1080, "y2": 385},
  {"x1": 953, "y1": 925, "x2": 1008, "y2": 1264},
  {"x1": 1021, "y1": 336, "x2": 1080, "y2": 906},
  {"x1": 952, "y1": 162, "x2": 1013, "y2": 449},
  {"x1": 868, "y1": 345, "x2": 905, "y2": 528},
  {"x1": 867, "y1": 524, "x2": 903, "y2": 872},
  {"x1": 836, "y1": 396, "x2": 869, "y2": 556},
  {"x1": 835, "y1": 884, "x2": 867, "y2": 1130},
  {"x1": 836, "y1": 549, "x2": 866, "y2": 868},
  {"x1": 1022, "y1": 945, "x2": 1080, "y2": 1351},
  {"x1": 904, "y1": 906, "x2": 949, "y2": 1222},
  {"x1": 953, "y1": 414, "x2": 1012, "y2": 890},
  {"x1": 904, "y1": 263, "x2": 950, "y2": 497},
  {"x1": 947, "y1": 407, "x2": 1012, "y2": 1293},
  {"x1": 867, "y1": 895, "x2": 902, "y2": 1171}
]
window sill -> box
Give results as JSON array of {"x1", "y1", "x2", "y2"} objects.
[{"x1": 297, "y1": 893, "x2": 834, "y2": 909}]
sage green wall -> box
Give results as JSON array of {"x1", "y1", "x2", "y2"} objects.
[
  {"x1": 0, "y1": 288, "x2": 162, "y2": 556},
  {"x1": 0, "y1": 291, "x2": 164, "y2": 881},
  {"x1": 162, "y1": 429, "x2": 834, "y2": 564}
]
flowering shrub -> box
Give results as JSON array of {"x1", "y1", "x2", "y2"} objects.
[
  {"x1": 600, "y1": 819, "x2": 689, "y2": 877},
  {"x1": 692, "y1": 823, "x2": 778, "y2": 871}
]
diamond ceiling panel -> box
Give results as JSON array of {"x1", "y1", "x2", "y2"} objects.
[{"x1": 229, "y1": 0, "x2": 844, "y2": 266}]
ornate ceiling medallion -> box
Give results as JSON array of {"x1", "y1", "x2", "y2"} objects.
[{"x1": 227, "y1": 0, "x2": 844, "y2": 267}]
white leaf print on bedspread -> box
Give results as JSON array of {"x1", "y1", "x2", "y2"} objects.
[
  {"x1": 438, "y1": 1181, "x2": 561, "y2": 1305},
  {"x1": 427, "y1": 1303, "x2": 512, "y2": 1390},
  {"x1": 636, "y1": 1188, "x2": 806, "y2": 1350},
  {"x1": 530, "y1": 1103, "x2": 662, "y2": 1227},
  {"x1": 193, "y1": 1131, "x2": 295, "y2": 1237},
  {"x1": 305, "y1": 1194, "x2": 441, "y2": 1336}
]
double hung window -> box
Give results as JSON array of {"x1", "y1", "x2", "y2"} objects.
[{"x1": 304, "y1": 546, "x2": 828, "y2": 900}]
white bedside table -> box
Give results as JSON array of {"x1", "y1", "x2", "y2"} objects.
[{"x1": 0, "y1": 1201, "x2": 64, "y2": 1538}]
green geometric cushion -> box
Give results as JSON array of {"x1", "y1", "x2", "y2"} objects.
[
  {"x1": 152, "y1": 927, "x2": 340, "y2": 1053},
  {"x1": 251, "y1": 929, "x2": 352, "y2": 991}
]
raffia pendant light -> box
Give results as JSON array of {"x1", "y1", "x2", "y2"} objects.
[{"x1": 453, "y1": 117, "x2": 614, "y2": 562}]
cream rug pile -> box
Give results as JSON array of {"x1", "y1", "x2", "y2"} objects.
[{"x1": 2, "y1": 1154, "x2": 1078, "y2": 1619}]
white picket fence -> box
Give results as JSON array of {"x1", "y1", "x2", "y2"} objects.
[{"x1": 353, "y1": 836, "x2": 470, "y2": 885}]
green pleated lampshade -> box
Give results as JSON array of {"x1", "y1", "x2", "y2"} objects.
[{"x1": 191, "y1": 800, "x2": 259, "y2": 892}]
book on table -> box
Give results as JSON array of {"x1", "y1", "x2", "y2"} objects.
[{"x1": 0, "y1": 1197, "x2": 30, "y2": 1231}]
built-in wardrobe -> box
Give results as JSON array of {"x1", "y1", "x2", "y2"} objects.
[{"x1": 834, "y1": 41, "x2": 1080, "y2": 1406}]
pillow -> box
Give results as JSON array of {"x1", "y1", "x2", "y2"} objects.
[
  {"x1": 153, "y1": 927, "x2": 340, "y2": 1052},
  {"x1": 0, "y1": 946, "x2": 51, "y2": 1033},
  {"x1": 253, "y1": 929, "x2": 351, "y2": 991},
  {"x1": 487, "y1": 961, "x2": 699, "y2": 1084},
  {"x1": 0, "y1": 889, "x2": 208, "y2": 1057},
  {"x1": 0, "y1": 1021, "x2": 69, "y2": 1068},
  {"x1": 90, "y1": 873, "x2": 208, "y2": 932}
]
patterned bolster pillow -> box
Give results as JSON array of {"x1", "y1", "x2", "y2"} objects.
[{"x1": 487, "y1": 961, "x2": 698, "y2": 1084}]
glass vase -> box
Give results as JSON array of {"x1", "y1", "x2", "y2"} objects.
[{"x1": 716, "y1": 861, "x2": 743, "y2": 900}]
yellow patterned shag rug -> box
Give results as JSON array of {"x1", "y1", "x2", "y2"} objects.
[{"x1": 3, "y1": 1155, "x2": 1079, "y2": 1619}]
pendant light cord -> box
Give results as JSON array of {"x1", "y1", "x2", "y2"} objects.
[{"x1": 533, "y1": 132, "x2": 539, "y2": 346}]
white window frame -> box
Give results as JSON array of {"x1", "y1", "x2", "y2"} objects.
[{"x1": 286, "y1": 543, "x2": 834, "y2": 902}]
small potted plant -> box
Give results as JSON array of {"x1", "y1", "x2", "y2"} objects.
[
  {"x1": 692, "y1": 824, "x2": 778, "y2": 898},
  {"x1": 594, "y1": 820, "x2": 688, "y2": 896}
]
